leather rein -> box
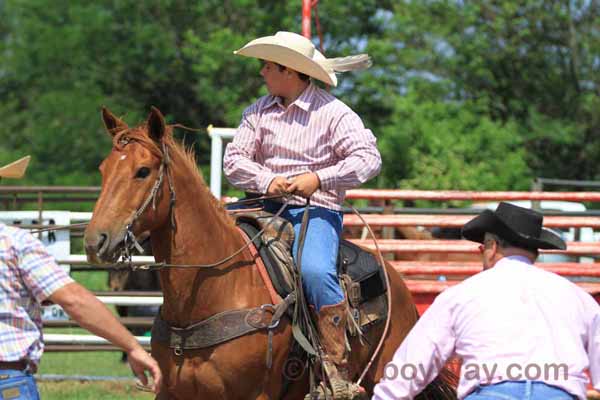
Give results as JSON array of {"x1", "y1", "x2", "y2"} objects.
[
  {"x1": 115, "y1": 136, "x2": 296, "y2": 366},
  {"x1": 117, "y1": 137, "x2": 292, "y2": 272}
]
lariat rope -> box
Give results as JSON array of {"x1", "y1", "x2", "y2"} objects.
[{"x1": 349, "y1": 203, "x2": 392, "y2": 386}]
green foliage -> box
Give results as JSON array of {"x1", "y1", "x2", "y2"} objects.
[
  {"x1": 0, "y1": 0, "x2": 388, "y2": 187},
  {"x1": 1, "y1": 0, "x2": 599, "y2": 191},
  {"x1": 379, "y1": 91, "x2": 530, "y2": 190},
  {"x1": 371, "y1": 0, "x2": 600, "y2": 185}
]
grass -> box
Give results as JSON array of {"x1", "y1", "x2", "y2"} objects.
[
  {"x1": 37, "y1": 270, "x2": 154, "y2": 398},
  {"x1": 70, "y1": 270, "x2": 110, "y2": 291},
  {"x1": 38, "y1": 381, "x2": 154, "y2": 400},
  {"x1": 39, "y1": 340, "x2": 133, "y2": 376}
]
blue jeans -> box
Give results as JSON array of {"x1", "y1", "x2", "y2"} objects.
[
  {"x1": 0, "y1": 370, "x2": 39, "y2": 400},
  {"x1": 263, "y1": 201, "x2": 344, "y2": 311},
  {"x1": 466, "y1": 381, "x2": 575, "y2": 400}
]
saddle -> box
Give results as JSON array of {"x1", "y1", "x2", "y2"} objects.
[{"x1": 235, "y1": 211, "x2": 388, "y2": 331}]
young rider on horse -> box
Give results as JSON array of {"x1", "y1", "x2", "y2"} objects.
[{"x1": 223, "y1": 31, "x2": 381, "y2": 398}]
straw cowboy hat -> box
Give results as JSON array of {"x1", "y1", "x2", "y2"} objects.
[
  {"x1": 462, "y1": 202, "x2": 566, "y2": 250},
  {"x1": 234, "y1": 31, "x2": 371, "y2": 87},
  {"x1": 0, "y1": 156, "x2": 31, "y2": 180}
]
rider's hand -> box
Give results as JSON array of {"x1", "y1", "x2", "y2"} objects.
[
  {"x1": 126, "y1": 345, "x2": 162, "y2": 393},
  {"x1": 287, "y1": 173, "x2": 321, "y2": 198},
  {"x1": 267, "y1": 176, "x2": 291, "y2": 195}
]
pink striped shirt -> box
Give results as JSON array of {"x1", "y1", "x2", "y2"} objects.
[
  {"x1": 373, "y1": 256, "x2": 600, "y2": 400},
  {"x1": 223, "y1": 83, "x2": 381, "y2": 210}
]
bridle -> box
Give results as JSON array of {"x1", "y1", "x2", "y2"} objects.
[{"x1": 118, "y1": 137, "x2": 175, "y2": 261}]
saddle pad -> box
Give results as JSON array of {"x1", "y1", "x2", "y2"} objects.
[
  {"x1": 238, "y1": 221, "x2": 387, "y2": 305},
  {"x1": 338, "y1": 239, "x2": 388, "y2": 303},
  {"x1": 238, "y1": 222, "x2": 295, "y2": 297}
]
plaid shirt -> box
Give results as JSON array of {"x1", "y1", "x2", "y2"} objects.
[
  {"x1": 0, "y1": 223, "x2": 73, "y2": 366},
  {"x1": 224, "y1": 83, "x2": 382, "y2": 210}
]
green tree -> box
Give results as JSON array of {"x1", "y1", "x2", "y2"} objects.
[
  {"x1": 370, "y1": 0, "x2": 600, "y2": 184},
  {"x1": 0, "y1": 0, "x2": 390, "y2": 187},
  {"x1": 2, "y1": 0, "x2": 598, "y2": 192},
  {"x1": 379, "y1": 89, "x2": 530, "y2": 190}
]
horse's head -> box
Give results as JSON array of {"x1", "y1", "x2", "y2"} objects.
[{"x1": 84, "y1": 107, "x2": 174, "y2": 264}]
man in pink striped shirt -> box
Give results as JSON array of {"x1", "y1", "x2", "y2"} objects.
[{"x1": 224, "y1": 31, "x2": 381, "y2": 398}]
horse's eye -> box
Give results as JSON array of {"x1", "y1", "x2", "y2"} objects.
[{"x1": 135, "y1": 167, "x2": 151, "y2": 179}]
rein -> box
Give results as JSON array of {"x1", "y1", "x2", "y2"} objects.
[
  {"x1": 28, "y1": 222, "x2": 88, "y2": 234},
  {"x1": 124, "y1": 196, "x2": 292, "y2": 271},
  {"x1": 38, "y1": 130, "x2": 391, "y2": 387},
  {"x1": 117, "y1": 137, "x2": 294, "y2": 272}
]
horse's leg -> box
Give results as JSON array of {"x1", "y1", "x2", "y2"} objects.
[
  {"x1": 280, "y1": 380, "x2": 311, "y2": 400},
  {"x1": 154, "y1": 391, "x2": 169, "y2": 400}
]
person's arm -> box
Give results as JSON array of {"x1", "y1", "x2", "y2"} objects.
[
  {"x1": 315, "y1": 111, "x2": 382, "y2": 192},
  {"x1": 48, "y1": 282, "x2": 162, "y2": 392},
  {"x1": 16, "y1": 229, "x2": 162, "y2": 392},
  {"x1": 223, "y1": 105, "x2": 278, "y2": 193},
  {"x1": 373, "y1": 293, "x2": 456, "y2": 400},
  {"x1": 586, "y1": 299, "x2": 600, "y2": 391}
]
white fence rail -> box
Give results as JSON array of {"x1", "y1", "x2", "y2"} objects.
[{"x1": 45, "y1": 334, "x2": 151, "y2": 346}]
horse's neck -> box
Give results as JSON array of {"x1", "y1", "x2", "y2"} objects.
[{"x1": 152, "y1": 164, "x2": 268, "y2": 325}]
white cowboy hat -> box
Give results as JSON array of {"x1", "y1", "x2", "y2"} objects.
[
  {"x1": 234, "y1": 31, "x2": 371, "y2": 87},
  {"x1": 0, "y1": 156, "x2": 31, "y2": 179}
]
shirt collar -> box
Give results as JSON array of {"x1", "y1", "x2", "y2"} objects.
[
  {"x1": 261, "y1": 96, "x2": 281, "y2": 111},
  {"x1": 290, "y1": 83, "x2": 315, "y2": 112},
  {"x1": 259, "y1": 83, "x2": 315, "y2": 112},
  {"x1": 496, "y1": 255, "x2": 534, "y2": 267}
]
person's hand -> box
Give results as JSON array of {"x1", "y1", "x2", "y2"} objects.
[
  {"x1": 287, "y1": 173, "x2": 321, "y2": 198},
  {"x1": 267, "y1": 176, "x2": 291, "y2": 195},
  {"x1": 126, "y1": 346, "x2": 162, "y2": 393}
]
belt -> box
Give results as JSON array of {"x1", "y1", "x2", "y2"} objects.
[{"x1": 0, "y1": 360, "x2": 27, "y2": 371}]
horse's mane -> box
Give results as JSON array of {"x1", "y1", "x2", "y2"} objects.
[{"x1": 112, "y1": 124, "x2": 235, "y2": 228}]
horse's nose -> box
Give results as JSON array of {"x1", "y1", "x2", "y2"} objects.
[{"x1": 84, "y1": 231, "x2": 110, "y2": 260}]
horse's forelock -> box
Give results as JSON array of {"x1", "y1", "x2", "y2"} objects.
[
  {"x1": 110, "y1": 126, "x2": 202, "y2": 183},
  {"x1": 112, "y1": 127, "x2": 165, "y2": 157}
]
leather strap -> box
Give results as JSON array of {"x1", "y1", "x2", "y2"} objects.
[
  {"x1": 0, "y1": 360, "x2": 27, "y2": 371},
  {"x1": 237, "y1": 226, "x2": 282, "y2": 305},
  {"x1": 152, "y1": 294, "x2": 295, "y2": 357}
]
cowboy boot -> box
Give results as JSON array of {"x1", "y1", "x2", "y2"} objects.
[{"x1": 305, "y1": 301, "x2": 366, "y2": 400}]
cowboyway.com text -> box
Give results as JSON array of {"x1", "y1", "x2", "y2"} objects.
[{"x1": 383, "y1": 361, "x2": 569, "y2": 382}]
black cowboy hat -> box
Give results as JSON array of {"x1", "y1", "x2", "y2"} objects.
[{"x1": 461, "y1": 202, "x2": 566, "y2": 250}]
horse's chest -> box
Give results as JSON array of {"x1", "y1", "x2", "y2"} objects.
[{"x1": 161, "y1": 350, "x2": 266, "y2": 399}]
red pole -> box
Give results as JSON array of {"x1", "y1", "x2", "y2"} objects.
[{"x1": 302, "y1": 0, "x2": 311, "y2": 38}]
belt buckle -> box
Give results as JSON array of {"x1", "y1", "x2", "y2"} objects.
[{"x1": 2, "y1": 387, "x2": 21, "y2": 399}]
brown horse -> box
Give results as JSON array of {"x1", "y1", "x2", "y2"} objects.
[{"x1": 84, "y1": 107, "x2": 457, "y2": 399}]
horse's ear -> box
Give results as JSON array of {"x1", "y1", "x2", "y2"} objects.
[
  {"x1": 147, "y1": 106, "x2": 166, "y2": 143},
  {"x1": 101, "y1": 107, "x2": 128, "y2": 137}
]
